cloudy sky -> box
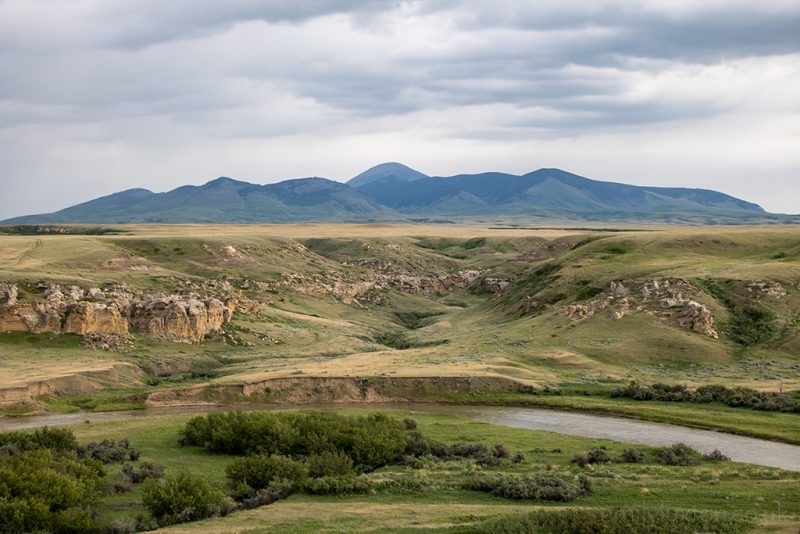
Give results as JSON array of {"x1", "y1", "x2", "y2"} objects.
[{"x1": 1, "y1": 0, "x2": 799, "y2": 219}]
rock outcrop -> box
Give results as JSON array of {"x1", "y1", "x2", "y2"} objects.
[
  {"x1": 0, "y1": 283, "x2": 18, "y2": 306},
  {"x1": 271, "y1": 269, "x2": 485, "y2": 306},
  {"x1": 674, "y1": 300, "x2": 717, "y2": 337},
  {"x1": 0, "y1": 283, "x2": 234, "y2": 344},
  {"x1": 64, "y1": 302, "x2": 129, "y2": 336},
  {"x1": 746, "y1": 281, "x2": 787, "y2": 299},
  {"x1": 130, "y1": 296, "x2": 228, "y2": 343},
  {"x1": 559, "y1": 278, "x2": 719, "y2": 338}
]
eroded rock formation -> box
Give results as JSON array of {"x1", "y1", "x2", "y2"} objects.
[{"x1": 0, "y1": 283, "x2": 233, "y2": 343}]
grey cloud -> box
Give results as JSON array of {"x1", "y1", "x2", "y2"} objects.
[{"x1": 0, "y1": 0, "x2": 798, "y2": 219}]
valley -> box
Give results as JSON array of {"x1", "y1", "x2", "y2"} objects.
[{"x1": 1, "y1": 222, "x2": 798, "y2": 532}]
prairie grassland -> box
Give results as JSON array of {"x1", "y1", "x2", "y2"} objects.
[
  {"x1": 0, "y1": 223, "x2": 798, "y2": 443},
  {"x1": 60, "y1": 408, "x2": 800, "y2": 533}
]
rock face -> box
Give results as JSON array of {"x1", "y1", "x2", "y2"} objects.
[
  {"x1": 130, "y1": 296, "x2": 227, "y2": 343},
  {"x1": 0, "y1": 283, "x2": 233, "y2": 344},
  {"x1": 64, "y1": 302, "x2": 129, "y2": 336}
]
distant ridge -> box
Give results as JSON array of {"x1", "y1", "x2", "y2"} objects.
[{"x1": 4, "y1": 164, "x2": 792, "y2": 225}]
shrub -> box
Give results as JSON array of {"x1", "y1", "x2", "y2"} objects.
[
  {"x1": 465, "y1": 473, "x2": 591, "y2": 502},
  {"x1": 655, "y1": 443, "x2": 700, "y2": 466},
  {"x1": 703, "y1": 449, "x2": 731, "y2": 462},
  {"x1": 0, "y1": 426, "x2": 77, "y2": 454},
  {"x1": 307, "y1": 450, "x2": 353, "y2": 478},
  {"x1": 239, "y1": 480, "x2": 294, "y2": 509},
  {"x1": 302, "y1": 475, "x2": 373, "y2": 495},
  {"x1": 141, "y1": 471, "x2": 228, "y2": 526},
  {"x1": 405, "y1": 432, "x2": 433, "y2": 457},
  {"x1": 572, "y1": 447, "x2": 616, "y2": 467},
  {"x1": 511, "y1": 452, "x2": 525, "y2": 464},
  {"x1": 0, "y1": 449, "x2": 103, "y2": 533},
  {"x1": 226, "y1": 454, "x2": 307, "y2": 498},
  {"x1": 403, "y1": 418, "x2": 418, "y2": 430},
  {"x1": 729, "y1": 305, "x2": 775, "y2": 346},
  {"x1": 493, "y1": 443, "x2": 510, "y2": 458},
  {"x1": 619, "y1": 448, "x2": 645, "y2": 463},
  {"x1": 122, "y1": 461, "x2": 165, "y2": 483},
  {"x1": 114, "y1": 476, "x2": 134, "y2": 493},
  {"x1": 475, "y1": 452, "x2": 503, "y2": 467},
  {"x1": 180, "y1": 411, "x2": 408, "y2": 470},
  {"x1": 611, "y1": 381, "x2": 799, "y2": 413},
  {"x1": 467, "y1": 508, "x2": 754, "y2": 534},
  {"x1": 78, "y1": 439, "x2": 138, "y2": 464},
  {"x1": 587, "y1": 447, "x2": 611, "y2": 464}
]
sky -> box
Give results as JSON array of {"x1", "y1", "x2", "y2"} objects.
[{"x1": 1, "y1": 0, "x2": 799, "y2": 219}]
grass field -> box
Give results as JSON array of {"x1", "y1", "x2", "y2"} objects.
[
  {"x1": 1, "y1": 223, "x2": 798, "y2": 436},
  {"x1": 58, "y1": 407, "x2": 799, "y2": 533}
]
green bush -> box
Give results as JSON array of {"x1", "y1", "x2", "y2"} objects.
[
  {"x1": 655, "y1": 443, "x2": 700, "y2": 466},
  {"x1": 0, "y1": 449, "x2": 103, "y2": 533},
  {"x1": 226, "y1": 454, "x2": 307, "y2": 498},
  {"x1": 572, "y1": 447, "x2": 611, "y2": 466},
  {"x1": 78, "y1": 438, "x2": 138, "y2": 464},
  {"x1": 729, "y1": 305, "x2": 775, "y2": 346},
  {"x1": 142, "y1": 471, "x2": 229, "y2": 526},
  {"x1": 464, "y1": 473, "x2": 591, "y2": 502},
  {"x1": 0, "y1": 426, "x2": 77, "y2": 454},
  {"x1": 239, "y1": 480, "x2": 294, "y2": 509},
  {"x1": 302, "y1": 475, "x2": 373, "y2": 495},
  {"x1": 619, "y1": 448, "x2": 645, "y2": 463},
  {"x1": 611, "y1": 381, "x2": 799, "y2": 413},
  {"x1": 179, "y1": 411, "x2": 408, "y2": 470},
  {"x1": 307, "y1": 450, "x2": 353, "y2": 478},
  {"x1": 122, "y1": 461, "x2": 165, "y2": 483},
  {"x1": 467, "y1": 507, "x2": 754, "y2": 534}
]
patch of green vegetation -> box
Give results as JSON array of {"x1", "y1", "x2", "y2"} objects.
[
  {"x1": 612, "y1": 382, "x2": 800, "y2": 413},
  {"x1": 392, "y1": 310, "x2": 445, "y2": 329},
  {"x1": 56, "y1": 408, "x2": 800, "y2": 532},
  {"x1": 699, "y1": 278, "x2": 779, "y2": 346}
]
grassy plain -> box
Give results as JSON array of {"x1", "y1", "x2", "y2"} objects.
[
  {"x1": 0, "y1": 223, "x2": 798, "y2": 441},
  {"x1": 60, "y1": 407, "x2": 799, "y2": 533}
]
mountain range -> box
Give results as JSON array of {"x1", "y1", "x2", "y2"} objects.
[{"x1": 3, "y1": 163, "x2": 793, "y2": 225}]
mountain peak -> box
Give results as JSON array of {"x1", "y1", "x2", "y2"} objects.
[
  {"x1": 348, "y1": 162, "x2": 428, "y2": 188},
  {"x1": 202, "y1": 176, "x2": 251, "y2": 188}
]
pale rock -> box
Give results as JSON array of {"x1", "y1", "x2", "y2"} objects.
[
  {"x1": 0, "y1": 284, "x2": 18, "y2": 306},
  {"x1": 64, "y1": 302, "x2": 129, "y2": 336},
  {"x1": 610, "y1": 281, "x2": 629, "y2": 298},
  {"x1": 675, "y1": 301, "x2": 718, "y2": 338},
  {"x1": 87, "y1": 288, "x2": 105, "y2": 300},
  {"x1": 746, "y1": 281, "x2": 787, "y2": 299},
  {"x1": 63, "y1": 286, "x2": 84, "y2": 301}
]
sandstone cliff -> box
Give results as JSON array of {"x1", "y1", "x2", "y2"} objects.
[{"x1": 0, "y1": 283, "x2": 233, "y2": 344}]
